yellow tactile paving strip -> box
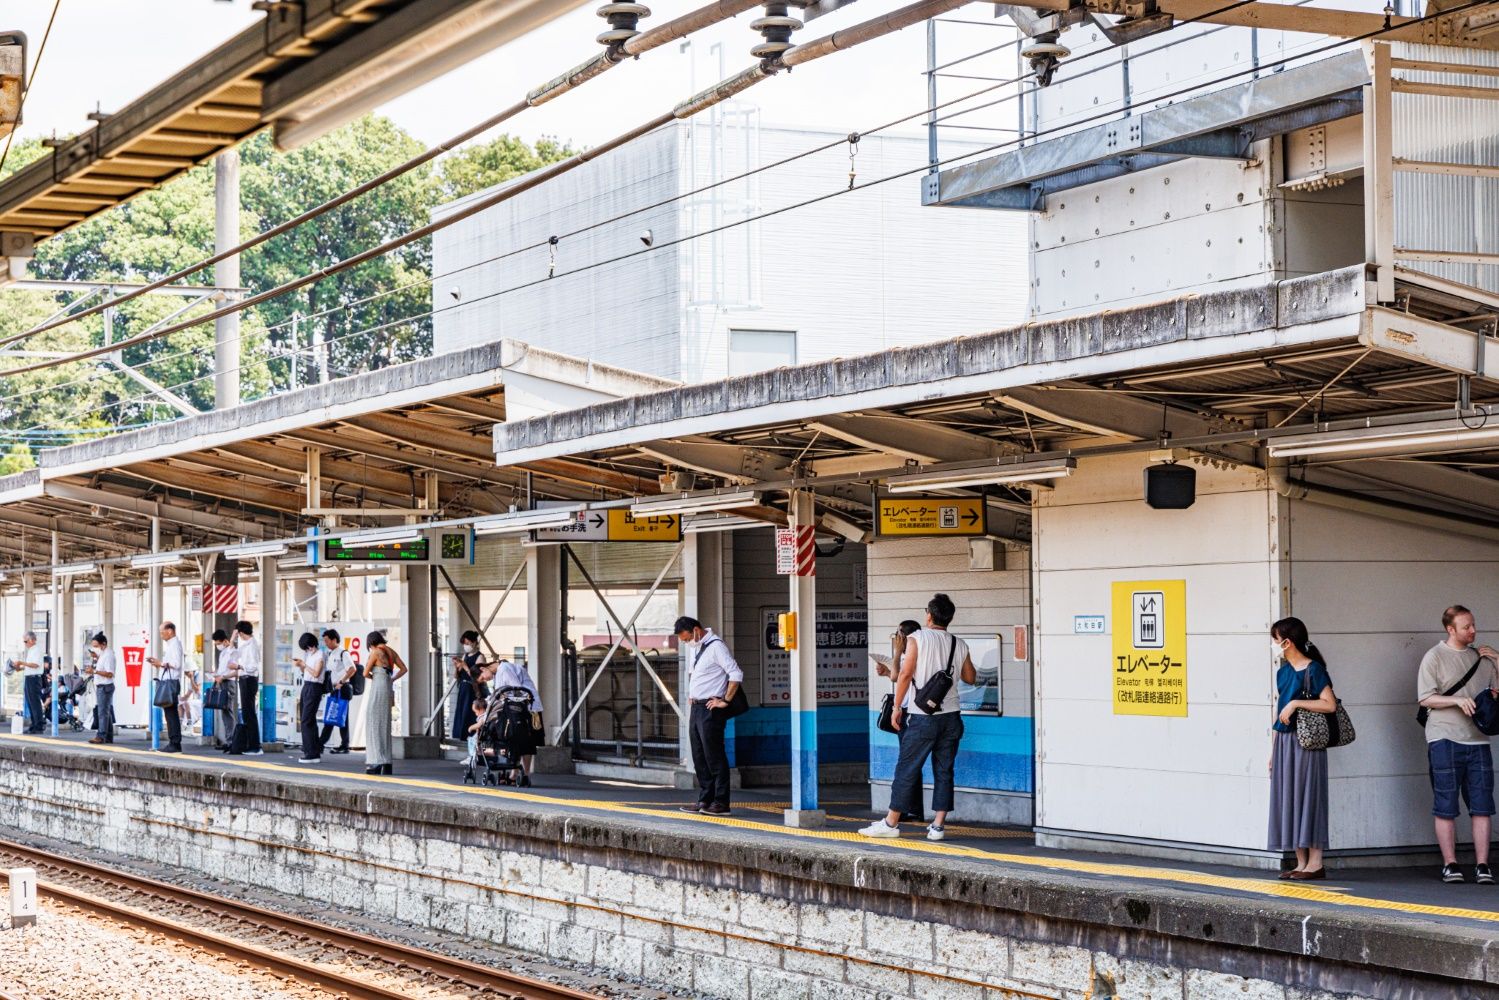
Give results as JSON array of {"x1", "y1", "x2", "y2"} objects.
[{"x1": 9, "y1": 735, "x2": 1499, "y2": 925}]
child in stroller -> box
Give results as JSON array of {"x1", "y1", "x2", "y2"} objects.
[
  {"x1": 465, "y1": 686, "x2": 536, "y2": 787},
  {"x1": 55, "y1": 670, "x2": 89, "y2": 732}
]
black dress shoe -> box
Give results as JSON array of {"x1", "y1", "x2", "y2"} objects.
[
  {"x1": 381, "y1": 763, "x2": 393, "y2": 775},
  {"x1": 330, "y1": 747, "x2": 351, "y2": 755},
  {"x1": 703, "y1": 804, "x2": 732, "y2": 815},
  {"x1": 365, "y1": 766, "x2": 381, "y2": 775}
]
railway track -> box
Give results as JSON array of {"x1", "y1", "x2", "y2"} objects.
[{"x1": 0, "y1": 838, "x2": 602, "y2": 1000}]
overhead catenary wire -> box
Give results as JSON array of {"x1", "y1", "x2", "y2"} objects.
[
  {"x1": 0, "y1": 0, "x2": 976, "y2": 380},
  {"x1": 0, "y1": 0, "x2": 769, "y2": 351},
  {"x1": 0, "y1": 0, "x2": 1279, "y2": 388},
  {"x1": 0, "y1": 0, "x2": 1424, "y2": 423}
]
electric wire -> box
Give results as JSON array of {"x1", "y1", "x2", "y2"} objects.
[
  {"x1": 0, "y1": 0, "x2": 973, "y2": 377},
  {"x1": 0, "y1": 0, "x2": 1279, "y2": 427},
  {"x1": 0, "y1": 0, "x2": 1440, "y2": 430},
  {"x1": 0, "y1": 0, "x2": 1271, "y2": 381},
  {"x1": 0, "y1": 0, "x2": 768, "y2": 351},
  {"x1": 0, "y1": 0, "x2": 62, "y2": 181}
]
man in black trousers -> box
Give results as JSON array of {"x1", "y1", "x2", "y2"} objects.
[{"x1": 674, "y1": 616, "x2": 743, "y2": 816}]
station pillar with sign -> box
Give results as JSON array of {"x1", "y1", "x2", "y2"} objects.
[{"x1": 785, "y1": 491, "x2": 825, "y2": 828}]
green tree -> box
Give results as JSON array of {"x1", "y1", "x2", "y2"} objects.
[
  {"x1": 0, "y1": 441, "x2": 34, "y2": 474},
  {"x1": 0, "y1": 119, "x2": 573, "y2": 451}
]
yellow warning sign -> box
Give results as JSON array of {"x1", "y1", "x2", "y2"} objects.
[
  {"x1": 875, "y1": 497, "x2": 987, "y2": 537},
  {"x1": 1111, "y1": 579, "x2": 1187, "y2": 717},
  {"x1": 605, "y1": 509, "x2": 682, "y2": 542}
]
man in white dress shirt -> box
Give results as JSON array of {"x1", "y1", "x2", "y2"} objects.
[
  {"x1": 230, "y1": 620, "x2": 264, "y2": 755},
  {"x1": 674, "y1": 616, "x2": 743, "y2": 815},
  {"x1": 85, "y1": 633, "x2": 117, "y2": 745},
  {"x1": 211, "y1": 628, "x2": 239, "y2": 751},
  {"x1": 15, "y1": 631, "x2": 43, "y2": 733},
  {"x1": 146, "y1": 621, "x2": 185, "y2": 752}
]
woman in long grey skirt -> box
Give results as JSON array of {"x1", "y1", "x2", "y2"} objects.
[
  {"x1": 1268, "y1": 616, "x2": 1338, "y2": 880},
  {"x1": 363, "y1": 631, "x2": 407, "y2": 775}
]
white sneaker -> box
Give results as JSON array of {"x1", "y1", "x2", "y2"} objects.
[
  {"x1": 858, "y1": 820, "x2": 900, "y2": 839},
  {"x1": 244, "y1": 750, "x2": 264, "y2": 756},
  {"x1": 926, "y1": 824, "x2": 946, "y2": 842},
  {"x1": 296, "y1": 757, "x2": 321, "y2": 764}
]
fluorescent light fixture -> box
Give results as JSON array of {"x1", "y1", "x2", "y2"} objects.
[
  {"x1": 130, "y1": 552, "x2": 182, "y2": 569},
  {"x1": 885, "y1": 458, "x2": 1077, "y2": 494},
  {"x1": 473, "y1": 506, "x2": 585, "y2": 537},
  {"x1": 632, "y1": 491, "x2": 761, "y2": 517},
  {"x1": 335, "y1": 527, "x2": 424, "y2": 548},
  {"x1": 224, "y1": 541, "x2": 291, "y2": 560},
  {"x1": 1267, "y1": 418, "x2": 1499, "y2": 460},
  {"x1": 54, "y1": 562, "x2": 97, "y2": 577},
  {"x1": 682, "y1": 513, "x2": 772, "y2": 534}
]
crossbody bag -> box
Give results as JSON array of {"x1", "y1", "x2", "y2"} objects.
[
  {"x1": 911, "y1": 632, "x2": 958, "y2": 715},
  {"x1": 1416, "y1": 653, "x2": 1481, "y2": 728},
  {"x1": 695, "y1": 639, "x2": 748, "y2": 718}
]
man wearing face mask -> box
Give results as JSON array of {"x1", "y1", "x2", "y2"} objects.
[
  {"x1": 451, "y1": 630, "x2": 487, "y2": 742},
  {"x1": 318, "y1": 629, "x2": 357, "y2": 755}
]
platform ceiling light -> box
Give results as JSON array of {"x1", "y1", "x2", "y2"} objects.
[
  {"x1": 632, "y1": 491, "x2": 762, "y2": 517},
  {"x1": 335, "y1": 527, "x2": 425, "y2": 548},
  {"x1": 682, "y1": 513, "x2": 770, "y2": 534},
  {"x1": 224, "y1": 541, "x2": 290, "y2": 560},
  {"x1": 130, "y1": 552, "x2": 183, "y2": 569},
  {"x1": 885, "y1": 458, "x2": 1077, "y2": 494},
  {"x1": 54, "y1": 562, "x2": 97, "y2": 577},
  {"x1": 472, "y1": 506, "x2": 585, "y2": 537},
  {"x1": 1266, "y1": 419, "x2": 1499, "y2": 460}
]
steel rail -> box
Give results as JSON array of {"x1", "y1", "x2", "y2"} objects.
[{"x1": 0, "y1": 838, "x2": 599, "y2": 1000}]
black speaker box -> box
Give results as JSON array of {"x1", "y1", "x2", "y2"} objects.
[{"x1": 1144, "y1": 463, "x2": 1196, "y2": 509}]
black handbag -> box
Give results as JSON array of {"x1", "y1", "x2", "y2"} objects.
[
  {"x1": 911, "y1": 633, "x2": 959, "y2": 715},
  {"x1": 877, "y1": 674, "x2": 899, "y2": 734},
  {"x1": 153, "y1": 678, "x2": 180, "y2": 709},
  {"x1": 1417, "y1": 654, "x2": 1481, "y2": 728},
  {"x1": 202, "y1": 682, "x2": 227, "y2": 711}
]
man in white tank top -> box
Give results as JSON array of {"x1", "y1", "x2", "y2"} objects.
[{"x1": 860, "y1": 593, "x2": 977, "y2": 842}]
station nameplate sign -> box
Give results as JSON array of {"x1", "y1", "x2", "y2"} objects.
[
  {"x1": 875, "y1": 497, "x2": 986, "y2": 537},
  {"x1": 535, "y1": 509, "x2": 682, "y2": 543}
]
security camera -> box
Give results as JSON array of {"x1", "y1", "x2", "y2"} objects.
[
  {"x1": 448, "y1": 286, "x2": 461, "y2": 301},
  {"x1": 639, "y1": 229, "x2": 654, "y2": 247}
]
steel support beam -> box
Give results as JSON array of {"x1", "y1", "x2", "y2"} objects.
[
  {"x1": 44, "y1": 481, "x2": 270, "y2": 539},
  {"x1": 809, "y1": 412, "x2": 1021, "y2": 463}
]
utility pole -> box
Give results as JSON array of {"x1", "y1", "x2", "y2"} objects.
[{"x1": 214, "y1": 149, "x2": 241, "y2": 410}]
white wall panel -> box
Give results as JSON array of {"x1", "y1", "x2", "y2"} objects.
[
  {"x1": 1035, "y1": 455, "x2": 1278, "y2": 850},
  {"x1": 1286, "y1": 499, "x2": 1499, "y2": 850}
]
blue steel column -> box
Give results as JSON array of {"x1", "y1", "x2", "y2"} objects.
[
  {"x1": 149, "y1": 517, "x2": 163, "y2": 751},
  {"x1": 48, "y1": 531, "x2": 58, "y2": 737},
  {"x1": 785, "y1": 490, "x2": 825, "y2": 828}
]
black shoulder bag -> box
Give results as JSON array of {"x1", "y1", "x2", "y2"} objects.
[
  {"x1": 911, "y1": 633, "x2": 958, "y2": 715},
  {"x1": 696, "y1": 639, "x2": 748, "y2": 718},
  {"x1": 1416, "y1": 653, "x2": 1481, "y2": 728},
  {"x1": 876, "y1": 659, "x2": 899, "y2": 734}
]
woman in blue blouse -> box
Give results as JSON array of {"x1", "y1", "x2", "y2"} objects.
[{"x1": 1268, "y1": 616, "x2": 1339, "y2": 880}]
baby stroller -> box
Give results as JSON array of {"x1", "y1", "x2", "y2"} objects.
[
  {"x1": 466, "y1": 686, "x2": 536, "y2": 787},
  {"x1": 56, "y1": 672, "x2": 89, "y2": 732}
]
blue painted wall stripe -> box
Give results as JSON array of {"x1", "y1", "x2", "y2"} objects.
[{"x1": 868, "y1": 711, "x2": 1034, "y2": 794}]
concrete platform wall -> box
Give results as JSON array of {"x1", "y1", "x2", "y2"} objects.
[{"x1": 0, "y1": 744, "x2": 1474, "y2": 1000}]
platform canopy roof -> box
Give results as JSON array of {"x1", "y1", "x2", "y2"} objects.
[
  {"x1": 490, "y1": 265, "x2": 1499, "y2": 539},
  {"x1": 0, "y1": 340, "x2": 669, "y2": 583},
  {"x1": 0, "y1": 0, "x2": 588, "y2": 274}
]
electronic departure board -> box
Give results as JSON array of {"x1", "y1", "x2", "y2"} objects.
[{"x1": 324, "y1": 537, "x2": 431, "y2": 562}]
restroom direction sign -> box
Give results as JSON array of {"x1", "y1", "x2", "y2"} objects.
[
  {"x1": 876, "y1": 497, "x2": 987, "y2": 537},
  {"x1": 534, "y1": 509, "x2": 682, "y2": 543}
]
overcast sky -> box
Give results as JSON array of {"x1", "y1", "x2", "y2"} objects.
[{"x1": 3, "y1": 1, "x2": 1013, "y2": 150}]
